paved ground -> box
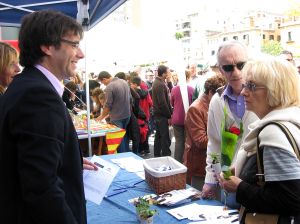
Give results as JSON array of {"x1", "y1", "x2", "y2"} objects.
[{"x1": 139, "y1": 134, "x2": 176, "y2": 159}]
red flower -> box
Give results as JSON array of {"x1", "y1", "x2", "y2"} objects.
[{"x1": 229, "y1": 126, "x2": 240, "y2": 135}]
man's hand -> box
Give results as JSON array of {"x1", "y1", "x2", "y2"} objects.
[
  {"x1": 82, "y1": 157, "x2": 98, "y2": 171},
  {"x1": 95, "y1": 106, "x2": 110, "y2": 122},
  {"x1": 201, "y1": 183, "x2": 217, "y2": 199}
]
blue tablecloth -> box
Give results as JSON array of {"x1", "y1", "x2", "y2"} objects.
[{"x1": 87, "y1": 152, "x2": 223, "y2": 224}]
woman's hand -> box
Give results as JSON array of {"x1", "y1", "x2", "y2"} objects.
[
  {"x1": 218, "y1": 173, "x2": 242, "y2": 193},
  {"x1": 83, "y1": 157, "x2": 98, "y2": 171}
]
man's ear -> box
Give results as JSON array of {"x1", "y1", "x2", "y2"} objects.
[{"x1": 40, "y1": 45, "x2": 52, "y2": 56}]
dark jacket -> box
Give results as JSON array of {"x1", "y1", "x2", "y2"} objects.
[
  {"x1": 238, "y1": 153, "x2": 300, "y2": 224},
  {"x1": 0, "y1": 67, "x2": 86, "y2": 224},
  {"x1": 152, "y1": 77, "x2": 172, "y2": 119},
  {"x1": 62, "y1": 89, "x2": 75, "y2": 111}
]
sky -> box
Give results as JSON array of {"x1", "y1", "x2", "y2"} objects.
[{"x1": 78, "y1": 0, "x2": 292, "y2": 74}]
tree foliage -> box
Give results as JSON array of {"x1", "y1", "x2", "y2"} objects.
[
  {"x1": 261, "y1": 40, "x2": 283, "y2": 56},
  {"x1": 285, "y1": 0, "x2": 300, "y2": 17},
  {"x1": 175, "y1": 32, "x2": 184, "y2": 40}
]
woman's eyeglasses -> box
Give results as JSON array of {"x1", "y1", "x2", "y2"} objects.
[
  {"x1": 221, "y1": 62, "x2": 246, "y2": 72},
  {"x1": 242, "y1": 82, "x2": 266, "y2": 92}
]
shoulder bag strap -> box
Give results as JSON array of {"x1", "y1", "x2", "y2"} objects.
[
  {"x1": 256, "y1": 121, "x2": 300, "y2": 186},
  {"x1": 269, "y1": 122, "x2": 300, "y2": 160},
  {"x1": 256, "y1": 126, "x2": 265, "y2": 186}
]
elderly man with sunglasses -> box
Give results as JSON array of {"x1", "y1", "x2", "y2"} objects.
[{"x1": 201, "y1": 41, "x2": 258, "y2": 208}]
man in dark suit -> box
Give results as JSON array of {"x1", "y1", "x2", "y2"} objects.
[
  {"x1": 152, "y1": 65, "x2": 173, "y2": 157},
  {"x1": 0, "y1": 10, "x2": 97, "y2": 224}
]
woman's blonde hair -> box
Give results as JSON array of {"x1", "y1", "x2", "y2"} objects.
[
  {"x1": 242, "y1": 56, "x2": 300, "y2": 108},
  {"x1": 0, "y1": 42, "x2": 18, "y2": 75}
]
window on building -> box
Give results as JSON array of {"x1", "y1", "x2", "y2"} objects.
[
  {"x1": 243, "y1": 34, "x2": 248, "y2": 40},
  {"x1": 211, "y1": 50, "x2": 215, "y2": 55},
  {"x1": 269, "y1": 35, "x2": 274, "y2": 40},
  {"x1": 223, "y1": 37, "x2": 228, "y2": 41},
  {"x1": 262, "y1": 34, "x2": 265, "y2": 39},
  {"x1": 288, "y1": 31, "x2": 292, "y2": 41},
  {"x1": 277, "y1": 35, "x2": 281, "y2": 41},
  {"x1": 233, "y1": 36, "x2": 238, "y2": 40}
]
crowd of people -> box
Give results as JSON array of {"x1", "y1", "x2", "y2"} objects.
[{"x1": 0, "y1": 9, "x2": 300, "y2": 224}]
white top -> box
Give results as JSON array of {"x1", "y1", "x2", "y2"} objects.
[{"x1": 204, "y1": 91, "x2": 258, "y2": 184}]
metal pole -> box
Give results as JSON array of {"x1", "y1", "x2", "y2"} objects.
[{"x1": 83, "y1": 31, "x2": 92, "y2": 156}]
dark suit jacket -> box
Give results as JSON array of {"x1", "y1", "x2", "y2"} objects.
[
  {"x1": 0, "y1": 67, "x2": 86, "y2": 224},
  {"x1": 152, "y1": 77, "x2": 172, "y2": 119}
]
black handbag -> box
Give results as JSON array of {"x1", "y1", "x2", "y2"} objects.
[{"x1": 241, "y1": 121, "x2": 300, "y2": 224}]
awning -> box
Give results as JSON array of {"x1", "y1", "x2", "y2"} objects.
[{"x1": 0, "y1": 0, "x2": 127, "y2": 30}]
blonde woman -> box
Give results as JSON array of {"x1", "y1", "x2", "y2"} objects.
[
  {"x1": 0, "y1": 42, "x2": 20, "y2": 95},
  {"x1": 220, "y1": 57, "x2": 300, "y2": 223}
]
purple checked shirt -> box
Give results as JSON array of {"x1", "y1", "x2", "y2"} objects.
[{"x1": 223, "y1": 85, "x2": 245, "y2": 119}]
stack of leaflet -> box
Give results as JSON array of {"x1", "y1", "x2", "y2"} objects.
[
  {"x1": 153, "y1": 188, "x2": 201, "y2": 206},
  {"x1": 128, "y1": 188, "x2": 201, "y2": 207}
]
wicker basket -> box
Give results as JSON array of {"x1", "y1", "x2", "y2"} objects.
[{"x1": 143, "y1": 157, "x2": 187, "y2": 194}]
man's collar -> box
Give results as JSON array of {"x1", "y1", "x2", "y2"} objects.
[{"x1": 35, "y1": 64, "x2": 64, "y2": 97}]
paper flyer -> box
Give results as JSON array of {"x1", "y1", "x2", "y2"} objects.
[
  {"x1": 167, "y1": 203, "x2": 239, "y2": 223},
  {"x1": 83, "y1": 155, "x2": 119, "y2": 205}
]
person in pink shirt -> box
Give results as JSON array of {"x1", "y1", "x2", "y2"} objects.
[{"x1": 170, "y1": 69, "x2": 194, "y2": 162}]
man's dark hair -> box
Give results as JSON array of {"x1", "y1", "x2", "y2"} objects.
[
  {"x1": 18, "y1": 10, "x2": 83, "y2": 68},
  {"x1": 130, "y1": 76, "x2": 141, "y2": 86},
  {"x1": 83, "y1": 80, "x2": 100, "y2": 94},
  {"x1": 157, "y1": 65, "x2": 168, "y2": 77},
  {"x1": 115, "y1": 72, "x2": 126, "y2": 80},
  {"x1": 98, "y1": 71, "x2": 111, "y2": 81},
  {"x1": 129, "y1": 71, "x2": 139, "y2": 78}
]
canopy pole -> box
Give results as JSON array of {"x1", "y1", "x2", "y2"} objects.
[{"x1": 83, "y1": 32, "x2": 92, "y2": 156}]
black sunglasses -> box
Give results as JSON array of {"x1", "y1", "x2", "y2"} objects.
[
  {"x1": 242, "y1": 81, "x2": 266, "y2": 92},
  {"x1": 221, "y1": 62, "x2": 246, "y2": 72}
]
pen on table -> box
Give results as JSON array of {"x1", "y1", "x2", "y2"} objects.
[
  {"x1": 106, "y1": 189, "x2": 127, "y2": 197},
  {"x1": 231, "y1": 218, "x2": 239, "y2": 223}
]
